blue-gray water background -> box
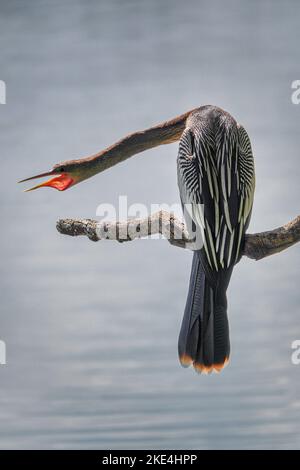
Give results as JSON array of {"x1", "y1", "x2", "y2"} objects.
[{"x1": 0, "y1": 0, "x2": 300, "y2": 449}]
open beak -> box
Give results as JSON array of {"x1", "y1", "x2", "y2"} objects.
[{"x1": 18, "y1": 170, "x2": 74, "y2": 192}]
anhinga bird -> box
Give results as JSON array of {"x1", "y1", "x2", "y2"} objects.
[{"x1": 20, "y1": 105, "x2": 255, "y2": 374}]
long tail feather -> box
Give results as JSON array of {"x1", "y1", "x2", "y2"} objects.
[{"x1": 178, "y1": 252, "x2": 231, "y2": 374}]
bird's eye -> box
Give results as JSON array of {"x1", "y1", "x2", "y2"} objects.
[{"x1": 59, "y1": 167, "x2": 65, "y2": 172}]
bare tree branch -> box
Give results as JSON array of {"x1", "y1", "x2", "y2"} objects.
[
  {"x1": 56, "y1": 211, "x2": 191, "y2": 249},
  {"x1": 243, "y1": 215, "x2": 300, "y2": 260},
  {"x1": 56, "y1": 211, "x2": 300, "y2": 261}
]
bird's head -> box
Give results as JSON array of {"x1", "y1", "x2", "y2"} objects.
[{"x1": 19, "y1": 160, "x2": 93, "y2": 192}]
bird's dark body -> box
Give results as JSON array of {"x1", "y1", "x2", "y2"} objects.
[{"x1": 177, "y1": 106, "x2": 255, "y2": 373}]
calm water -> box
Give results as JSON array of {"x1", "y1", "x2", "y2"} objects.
[{"x1": 0, "y1": 0, "x2": 300, "y2": 449}]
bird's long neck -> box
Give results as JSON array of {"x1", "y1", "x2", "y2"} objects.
[{"x1": 80, "y1": 108, "x2": 195, "y2": 177}]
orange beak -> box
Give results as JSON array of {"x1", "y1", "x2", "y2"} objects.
[{"x1": 18, "y1": 170, "x2": 74, "y2": 192}]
